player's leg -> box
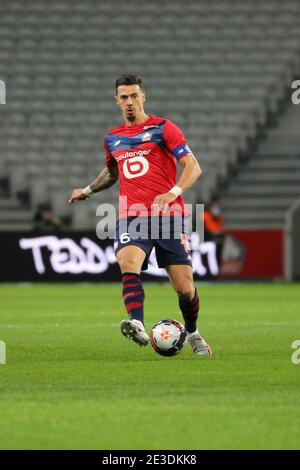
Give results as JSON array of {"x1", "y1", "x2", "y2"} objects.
[
  {"x1": 165, "y1": 264, "x2": 212, "y2": 356},
  {"x1": 117, "y1": 244, "x2": 146, "y2": 274},
  {"x1": 116, "y1": 245, "x2": 149, "y2": 347},
  {"x1": 165, "y1": 264, "x2": 198, "y2": 332}
]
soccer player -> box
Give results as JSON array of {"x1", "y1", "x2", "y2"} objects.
[{"x1": 69, "y1": 74, "x2": 212, "y2": 356}]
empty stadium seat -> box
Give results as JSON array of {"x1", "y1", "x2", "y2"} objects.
[{"x1": 0, "y1": 0, "x2": 300, "y2": 228}]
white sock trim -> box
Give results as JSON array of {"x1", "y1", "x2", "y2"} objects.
[{"x1": 187, "y1": 329, "x2": 199, "y2": 338}]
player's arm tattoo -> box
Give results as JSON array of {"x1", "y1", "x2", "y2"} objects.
[{"x1": 90, "y1": 166, "x2": 118, "y2": 193}]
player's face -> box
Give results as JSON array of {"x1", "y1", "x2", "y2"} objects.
[{"x1": 115, "y1": 84, "x2": 146, "y2": 121}]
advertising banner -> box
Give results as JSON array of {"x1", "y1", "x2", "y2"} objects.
[
  {"x1": 220, "y1": 229, "x2": 284, "y2": 279},
  {"x1": 0, "y1": 230, "x2": 284, "y2": 282},
  {"x1": 0, "y1": 232, "x2": 219, "y2": 282}
]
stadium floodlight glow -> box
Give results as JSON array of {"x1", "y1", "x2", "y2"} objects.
[
  {"x1": 0, "y1": 80, "x2": 6, "y2": 104},
  {"x1": 0, "y1": 341, "x2": 6, "y2": 365}
]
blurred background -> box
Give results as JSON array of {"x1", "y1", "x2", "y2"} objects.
[{"x1": 0, "y1": 0, "x2": 300, "y2": 282}]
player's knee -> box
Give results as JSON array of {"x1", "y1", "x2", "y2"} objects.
[
  {"x1": 117, "y1": 255, "x2": 139, "y2": 273},
  {"x1": 175, "y1": 284, "x2": 195, "y2": 301}
]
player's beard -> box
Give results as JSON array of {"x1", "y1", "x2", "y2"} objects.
[{"x1": 126, "y1": 108, "x2": 136, "y2": 122}]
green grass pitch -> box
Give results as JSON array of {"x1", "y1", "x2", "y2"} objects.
[{"x1": 0, "y1": 283, "x2": 299, "y2": 450}]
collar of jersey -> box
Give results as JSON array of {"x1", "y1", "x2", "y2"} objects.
[{"x1": 123, "y1": 114, "x2": 154, "y2": 130}]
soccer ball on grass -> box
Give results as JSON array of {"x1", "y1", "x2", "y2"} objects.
[{"x1": 150, "y1": 319, "x2": 186, "y2": 356}]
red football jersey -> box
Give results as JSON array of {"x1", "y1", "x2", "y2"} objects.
[{"x1": 104, "y1": 115, "x2": 192, "y2": 218}]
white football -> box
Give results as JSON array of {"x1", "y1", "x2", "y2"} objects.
[{"x1": 150, "y1": 319, "x2": 186, "y2": 356}]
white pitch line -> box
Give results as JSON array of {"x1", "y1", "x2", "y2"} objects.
[{"x1": 0, "y1": 323, "x2": 121, "y2": 329}]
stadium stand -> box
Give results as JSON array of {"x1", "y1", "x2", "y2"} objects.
[
  {"x1": 0, "y1": 0, "x2": 300, "y2": 229},
  {"x1": 221, "y1": 103, "x2": 300, "y2": 227}
]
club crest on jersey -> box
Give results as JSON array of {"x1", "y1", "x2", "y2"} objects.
[{"x1": 141, "y1": 132, "x2": 152, "y2": 142}]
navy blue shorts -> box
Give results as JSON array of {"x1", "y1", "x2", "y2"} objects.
[{"x1": 114, "y1": 216, "x2": 192, "y2": 271}]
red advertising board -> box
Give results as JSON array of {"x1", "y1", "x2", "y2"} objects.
[{"x1": 219, "y1": 229, "x2": 284, "y2": 279}]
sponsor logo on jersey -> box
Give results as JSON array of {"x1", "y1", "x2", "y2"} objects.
[
  {"x1": 115, "y1": 149, "x2": 151, "y2": 161},
  {"x1": 114, "y1": 139, "x2": 122, "y2": 147}
]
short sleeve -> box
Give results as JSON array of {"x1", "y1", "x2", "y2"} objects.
[
  {"x1": 163, "y1": 120, "x2": 192, "y2": 161},
  {"x1": 104, "y1": 139, "x2": 117, "y2": 169}
]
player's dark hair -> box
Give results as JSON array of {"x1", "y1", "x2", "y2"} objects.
[{"x1": 115, "y1": 74, "x2": 144, "y2": 93}]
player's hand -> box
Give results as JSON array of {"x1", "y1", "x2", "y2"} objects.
[
  {"x1": 68, "y1": 188, "x2": 89, "y2": 203},
  {"x1": 152, "y1": 192, "x2": 177, "y2": 216}
]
